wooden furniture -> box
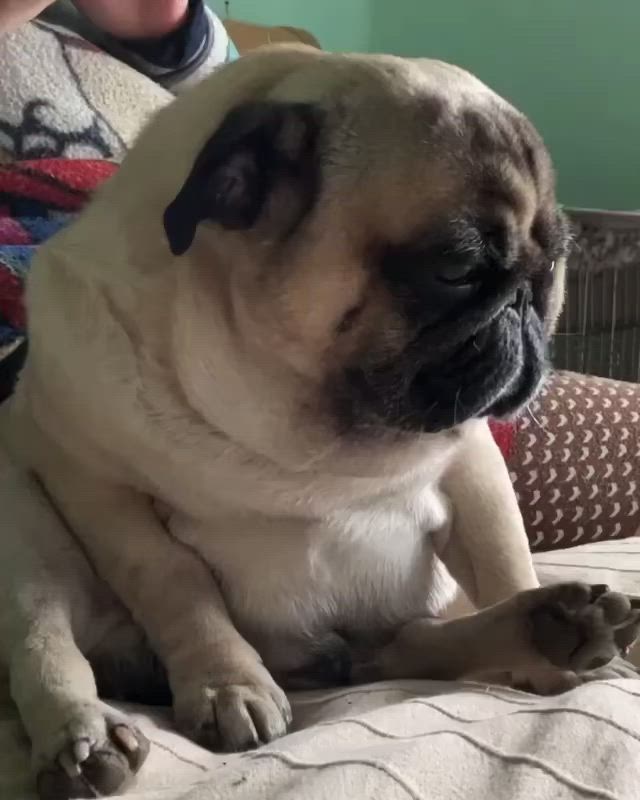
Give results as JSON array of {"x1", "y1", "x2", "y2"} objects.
[{"x1": 223, "y1": 19, "x2": 320, "y2": 54}]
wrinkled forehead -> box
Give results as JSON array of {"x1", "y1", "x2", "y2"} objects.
[{"x1": 290, "y1": 56, "x2": 557, "y2": 246}]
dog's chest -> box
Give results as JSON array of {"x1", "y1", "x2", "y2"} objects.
[{"x1": 167, "y1": 484, "x2": 456, "y2": 671}]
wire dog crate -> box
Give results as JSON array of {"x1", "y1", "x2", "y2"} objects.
[{"x1": 552, "y1": 208, "x2": 640, "y2": 382}]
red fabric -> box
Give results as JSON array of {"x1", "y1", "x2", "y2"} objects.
[
  {"x1": 0, "y1": 267, "x2": 25, "y2": 329},
  {"x1": 0, "y1": 159, "x2": 117, "y2": 214},
  {"x1": 0, "y1": 159, "x2": 118, "y2": 348},
  {"x1": 0, "y1": 216, "x2": 32, "y2": 245},
  {"x1": 488, "y1": 418, "x2": 516, "y2": 459},
  {"x1": 15, "y1": 158, "x2": 118, "y2": 190}
]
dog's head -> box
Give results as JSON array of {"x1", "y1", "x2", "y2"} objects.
[{"x1": 158, "y1": 49, "x2": 568, "y2": 466}]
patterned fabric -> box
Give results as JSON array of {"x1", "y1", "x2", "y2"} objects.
[
  {"x1": 0, "y1": 5, "x2": 236, "y2": 170},
  {"x1": 0, "y1": 20, "x2": 171, "y2": 164},
  {"x1": 506, "y1": 371, "x2": 640, "y2": 551},
  {"x1": 3, "y1": 539, "x2": 640, "y2": 799},
  {"x1": 0, "y1": 159, "x2": 118, "y2": 349}
]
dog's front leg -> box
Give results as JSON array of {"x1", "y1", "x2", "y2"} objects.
[
  {"x1": 436, "y1": 421, "x2": 640, "y2": 691},
  {"x1": 353, "y1": 583, "x2": 640, "y2": 683},
  {"x1": 40, "y1": 463, "x2": 291, "y2": 752},
  {"x1": 0, "y1": 450, "x2": 149, "y2": 800},
  {"x1": 439, "y1": 419, "x2": 538, "y2": 613},
  {"x1": 437, "y1": 420, "x2": 564, "y2": 689}
]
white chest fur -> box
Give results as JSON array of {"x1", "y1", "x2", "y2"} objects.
[{"x1": 167, "y1": 481, "x2": 456, "y2": 672}]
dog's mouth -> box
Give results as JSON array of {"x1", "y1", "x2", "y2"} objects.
[
  {"x1": 336, "y1": 288, "x2": 547, "y2": 434},
  {"x1": 409, "y1": 302, "x2": 546, "y2": 429}
]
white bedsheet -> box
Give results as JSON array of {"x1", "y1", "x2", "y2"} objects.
[{"x1": 3, "y1": 538, "x2": 640, "y2": 800}]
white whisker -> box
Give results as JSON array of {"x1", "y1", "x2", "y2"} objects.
[{"x1": 527, "y1": 404, "x2": 546, "y2": 430}]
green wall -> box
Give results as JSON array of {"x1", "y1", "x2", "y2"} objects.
[
  {"x1": 370, "y1": 0, "x2": 639, "y2": 210},
  {"x1": 207, "y1": 0, "x2": 370, "y2": 52},
  {"x1": 209, "y1": 1, "x2": 638, "y2": 210}
]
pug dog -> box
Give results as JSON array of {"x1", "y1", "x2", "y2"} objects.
[{"x1": 1, "y1": 45, "x2": 639, "y2": 800}]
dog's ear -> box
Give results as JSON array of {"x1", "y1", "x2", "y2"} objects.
[{"x1": 163, "y1": 102, "x2": 323, "y2": 256}]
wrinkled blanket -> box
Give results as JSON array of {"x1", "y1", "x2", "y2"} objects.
[{"x1": 3, "y1": 538, "x2": 640, "y2": 800}]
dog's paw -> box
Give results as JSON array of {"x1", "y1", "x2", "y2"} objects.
[
  {"x1": 35, "y1": 704, "x2": 149, "y2": 800},
  {"x1": 174, "y1": 673, "x2": 291, "y2": 752},
  {"x1": 526, "y1": 582, "x2": 640, "y2": 673},
  {"x1": 580, "y1": 654, "x2": 640, "y2": 681}
]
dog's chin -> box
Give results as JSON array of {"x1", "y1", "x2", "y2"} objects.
[{"x1": 338, "y1": 306, "x2": 547, "y2": 436}]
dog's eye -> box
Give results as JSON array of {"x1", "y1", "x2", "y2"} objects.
[{"x1": 436, "y1": 258, "x2": 484, "y2": 287}]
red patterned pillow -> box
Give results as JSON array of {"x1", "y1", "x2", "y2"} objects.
[{"x1": 494, "y1": 371, "x2": 639, "y2": 551}]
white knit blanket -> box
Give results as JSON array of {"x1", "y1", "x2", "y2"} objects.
[{"x1": 0, "y1": 19, "x2": 171, "y2": 164}]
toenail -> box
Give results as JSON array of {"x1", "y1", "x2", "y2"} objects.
[
  {"x1": 113, "y1": 726, "x2": 139, "y2": 752},
  {"x1": 72, "y1": 739, "x2": 91, "y2": 763}
]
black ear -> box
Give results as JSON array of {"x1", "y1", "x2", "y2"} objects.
[{"x1": 163, "y1": 102, "x2": 322, "y2": 256}]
